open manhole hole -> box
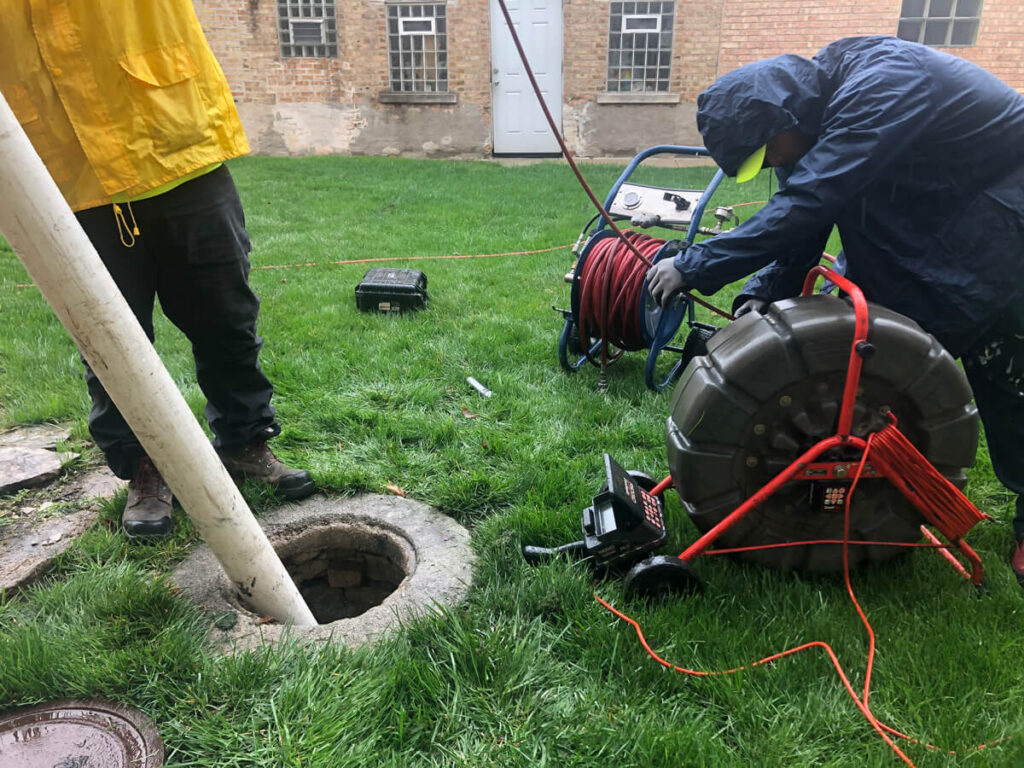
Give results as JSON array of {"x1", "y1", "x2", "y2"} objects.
[
  {"x1": 0, "y1": 699, "x2": 163, "y2": 768},
  {"x1": 247, "y1": 522, "x2": 414, "y2": 624},
  {"x1": 173, "y1": 494, "x2": 474, "y2": 653}
]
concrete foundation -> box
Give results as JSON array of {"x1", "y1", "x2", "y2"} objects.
[
  {"x1": 238, "y1": 99, "x2": 492, "y2": 159},
  {"x1": 236, "y1": 98, "x2": 698, "y2": 159},
  {"x1": 173, "y1": 493, "x2": 474, "y2": 654}
]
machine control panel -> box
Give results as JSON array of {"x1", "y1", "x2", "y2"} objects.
[
  {"x1": 608, "y1": 183, "x2": 705, "y2": 228},
  {"x1": 581, "y1": 454, "x2": 667, "y2": 567}
]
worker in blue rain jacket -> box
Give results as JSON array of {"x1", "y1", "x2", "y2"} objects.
[{"x1": 646, "y1": 36, "x2": 1024, "y2": 584}]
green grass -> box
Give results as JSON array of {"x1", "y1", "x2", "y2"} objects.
[{"x1": 1, "y1": 156, "x2": 1022, "y2": 766}]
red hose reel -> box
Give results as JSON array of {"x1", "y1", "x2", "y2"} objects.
[{"x1": 554, "y1": 146, "x2": 733, "y2": 393}]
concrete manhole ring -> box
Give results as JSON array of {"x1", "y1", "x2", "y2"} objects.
[{"x1": 172, "y1": 493, "x2": 474, "y2": 653}]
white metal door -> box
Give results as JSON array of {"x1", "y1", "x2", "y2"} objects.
[{"x1": 489, "y1": 0, "x2": 563, "y2": 154}]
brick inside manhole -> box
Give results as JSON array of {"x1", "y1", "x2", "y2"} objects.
[{"x1": 239, "y1": 522, "x2": 415, "y2": 624}]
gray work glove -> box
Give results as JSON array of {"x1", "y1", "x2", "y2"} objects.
[
  {"x1": 734, "y1": 298, "x2": 768, "y2": 318},
  {"x1": 646, "y1": 259, "x2": 688, "y2": 308}
]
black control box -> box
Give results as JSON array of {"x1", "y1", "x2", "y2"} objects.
[
  {"x1": 355, "y1": 268, "x2": 428, "y2": 313},
  {"x1": 581, "y1": 454, "x2": 667, "y2": 568}
]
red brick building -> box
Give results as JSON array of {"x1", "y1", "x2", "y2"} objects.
[{"x1": 194, "y1": 0, "x2": 1024, "y2": 158}]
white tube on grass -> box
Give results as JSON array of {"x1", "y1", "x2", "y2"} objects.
[{"x1": 0, "y1": 93, "x2": 316, "y2": 626}]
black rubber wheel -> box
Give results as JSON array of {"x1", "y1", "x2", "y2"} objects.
[
  {"x1": 666, "y1": 294, "x2": 979, "y2": 573},
  {"x1": 678, "y1": 321, "x2": 718, "y2": 365},
  {"x1": 624, "y1": 555, "x2": 704, "y2": 598},
  {"x1": 566, "y1": 323, "x2": 597, "y2": 357}
]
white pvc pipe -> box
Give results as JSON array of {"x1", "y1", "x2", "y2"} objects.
[{"x1": 0, "y1": 93, "x2": 317, "y2": 626}]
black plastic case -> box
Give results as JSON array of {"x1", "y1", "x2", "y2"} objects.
[{"x1": 355, "y1": 268, "x2": 429, "y2": 313}]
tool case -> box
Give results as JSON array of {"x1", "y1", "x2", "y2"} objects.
[{"x1": 355, "y1": 268, "x2": 429, "y2": 313}]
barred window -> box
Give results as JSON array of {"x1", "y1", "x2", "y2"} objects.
[
  {"x1": 897, "y1": 0, "x2": 982, "y2": 47},
  {"x1": 387, "y1": 3, "x2": 448, "y2": 93},
  {"x1": 607, "y1": 1, "x2": 675, "y2": 93},
  {"x1": 278, "y1": 0, "x2": 338, "y2": 58}
]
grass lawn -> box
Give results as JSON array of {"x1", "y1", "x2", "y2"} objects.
[{"x1": 1, "y1": 155, "x2": 1022, "y2": 767}]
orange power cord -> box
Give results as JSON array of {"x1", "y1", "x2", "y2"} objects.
[
  {"x1": 3, "y1": 244, "x2": 574, "y2": 290},
  {"x1": 596, "y1": 432, "x2": 1003, "y2": 766}
]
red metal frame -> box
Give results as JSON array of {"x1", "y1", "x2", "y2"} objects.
[{"x1": 653, "y1": 266, "x2": 985, "y2": 586}]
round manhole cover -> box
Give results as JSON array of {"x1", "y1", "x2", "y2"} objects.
[{"x1": 0, "y1": 699, "x2": 163, "y2": 768}]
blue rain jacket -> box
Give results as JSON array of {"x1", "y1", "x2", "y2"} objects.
[{"x1": 675, "y1": 36, "x2": 1024, "y2": 357}]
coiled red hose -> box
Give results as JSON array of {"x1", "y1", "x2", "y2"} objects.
[{"x1": 577, "y1": 231, "x2": 667, "y2": 365}]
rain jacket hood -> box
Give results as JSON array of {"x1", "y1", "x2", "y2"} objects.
[
  {"x1": 673, "y1": 36, "x2": 1024, "y2": 357},
  {"x1": 697, "y1": 54, "x2": 827, "y2": 178}
]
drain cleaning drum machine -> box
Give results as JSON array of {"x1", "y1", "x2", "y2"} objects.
[{"x1": 666, "y1": 291, "x2": 979, "y2": 573}]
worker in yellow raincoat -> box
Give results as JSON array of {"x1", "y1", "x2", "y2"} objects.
[{"x1": 0, "y1": 0, "x2": 316, "y2": 539}]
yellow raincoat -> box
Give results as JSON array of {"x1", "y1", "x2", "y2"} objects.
[{"x1": 0, "y1": 0, "x2": 249, "y2": 211}]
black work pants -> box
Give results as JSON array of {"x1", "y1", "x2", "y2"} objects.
[
  {"x1": 75, "y1": 165, "x2": 279, "y2": 479},
  {"x1": 962, "y1": 295, "x2": 1024, "y2": 540}
]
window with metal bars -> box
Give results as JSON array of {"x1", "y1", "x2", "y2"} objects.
[
  {"x1": 278, "y1": 0, "x2": 338, "y2": 58},
  {"x1": 386, "y1": 3, "x2": 448, "y2": 93},
  {"x1": 607, "y1": 1, "x2": 675, "y2": 93},
  {"x1": 897, "y1": 0, "x2": 982, "y2": 47}
]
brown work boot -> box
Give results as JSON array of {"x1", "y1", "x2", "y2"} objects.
[
  {"x1": 123, "y1": 456, "x2": 173, "y2": 540},
  {"x1": 218, "y1": 439, "x2": 316, "y2": 500},
  {"x1": 1012, "y1": 539, "x2": 1024, "y2": 588}
]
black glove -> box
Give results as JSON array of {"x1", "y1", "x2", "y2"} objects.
[
  {"x1": 733, "y1": 298, "x2": 768, "y2": 318},
  {"x1": 646, "y1": 259, "x2": 688, "y2": 308}
]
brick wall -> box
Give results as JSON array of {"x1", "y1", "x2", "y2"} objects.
[
  {"x1": 194, "y1": 0, "x2": 1024, "y2": 158},
  {"x1": 560, "y1": 0, "x2": 724, "y2": 101},
  {"x1": 715, "y1": 0, "x2": 1024, "y2": 91},
  {"x1": 196, "y1": 0, "x2": 493, "y2": 105}
]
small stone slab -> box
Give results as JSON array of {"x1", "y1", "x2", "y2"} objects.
[
  {"x1": 0, "y1": 446, "x2": 67, "y2": 494},
  {"x1": 0, "y1": 467, "x2": 126, "y2": 593},
  {"x1": 0, "y1": 508, "x2": 100, "y2": 593},
  {"x1": 73, "y1": 467, "x2": 127, "y2": 500},
  {"x1": 0, "y1": 423, "x2": 72, "y2": 450}
]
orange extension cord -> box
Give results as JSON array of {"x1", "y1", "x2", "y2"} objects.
[
  {"x1": 3, "y1": 244, "x2": 575, "y2": 290},
  {"x1": 868, "y1": 416, "x2": 991, "y2": 540},
  {"x1": 596, "y1": 427, "x2": 1002, "y2": 766}
]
